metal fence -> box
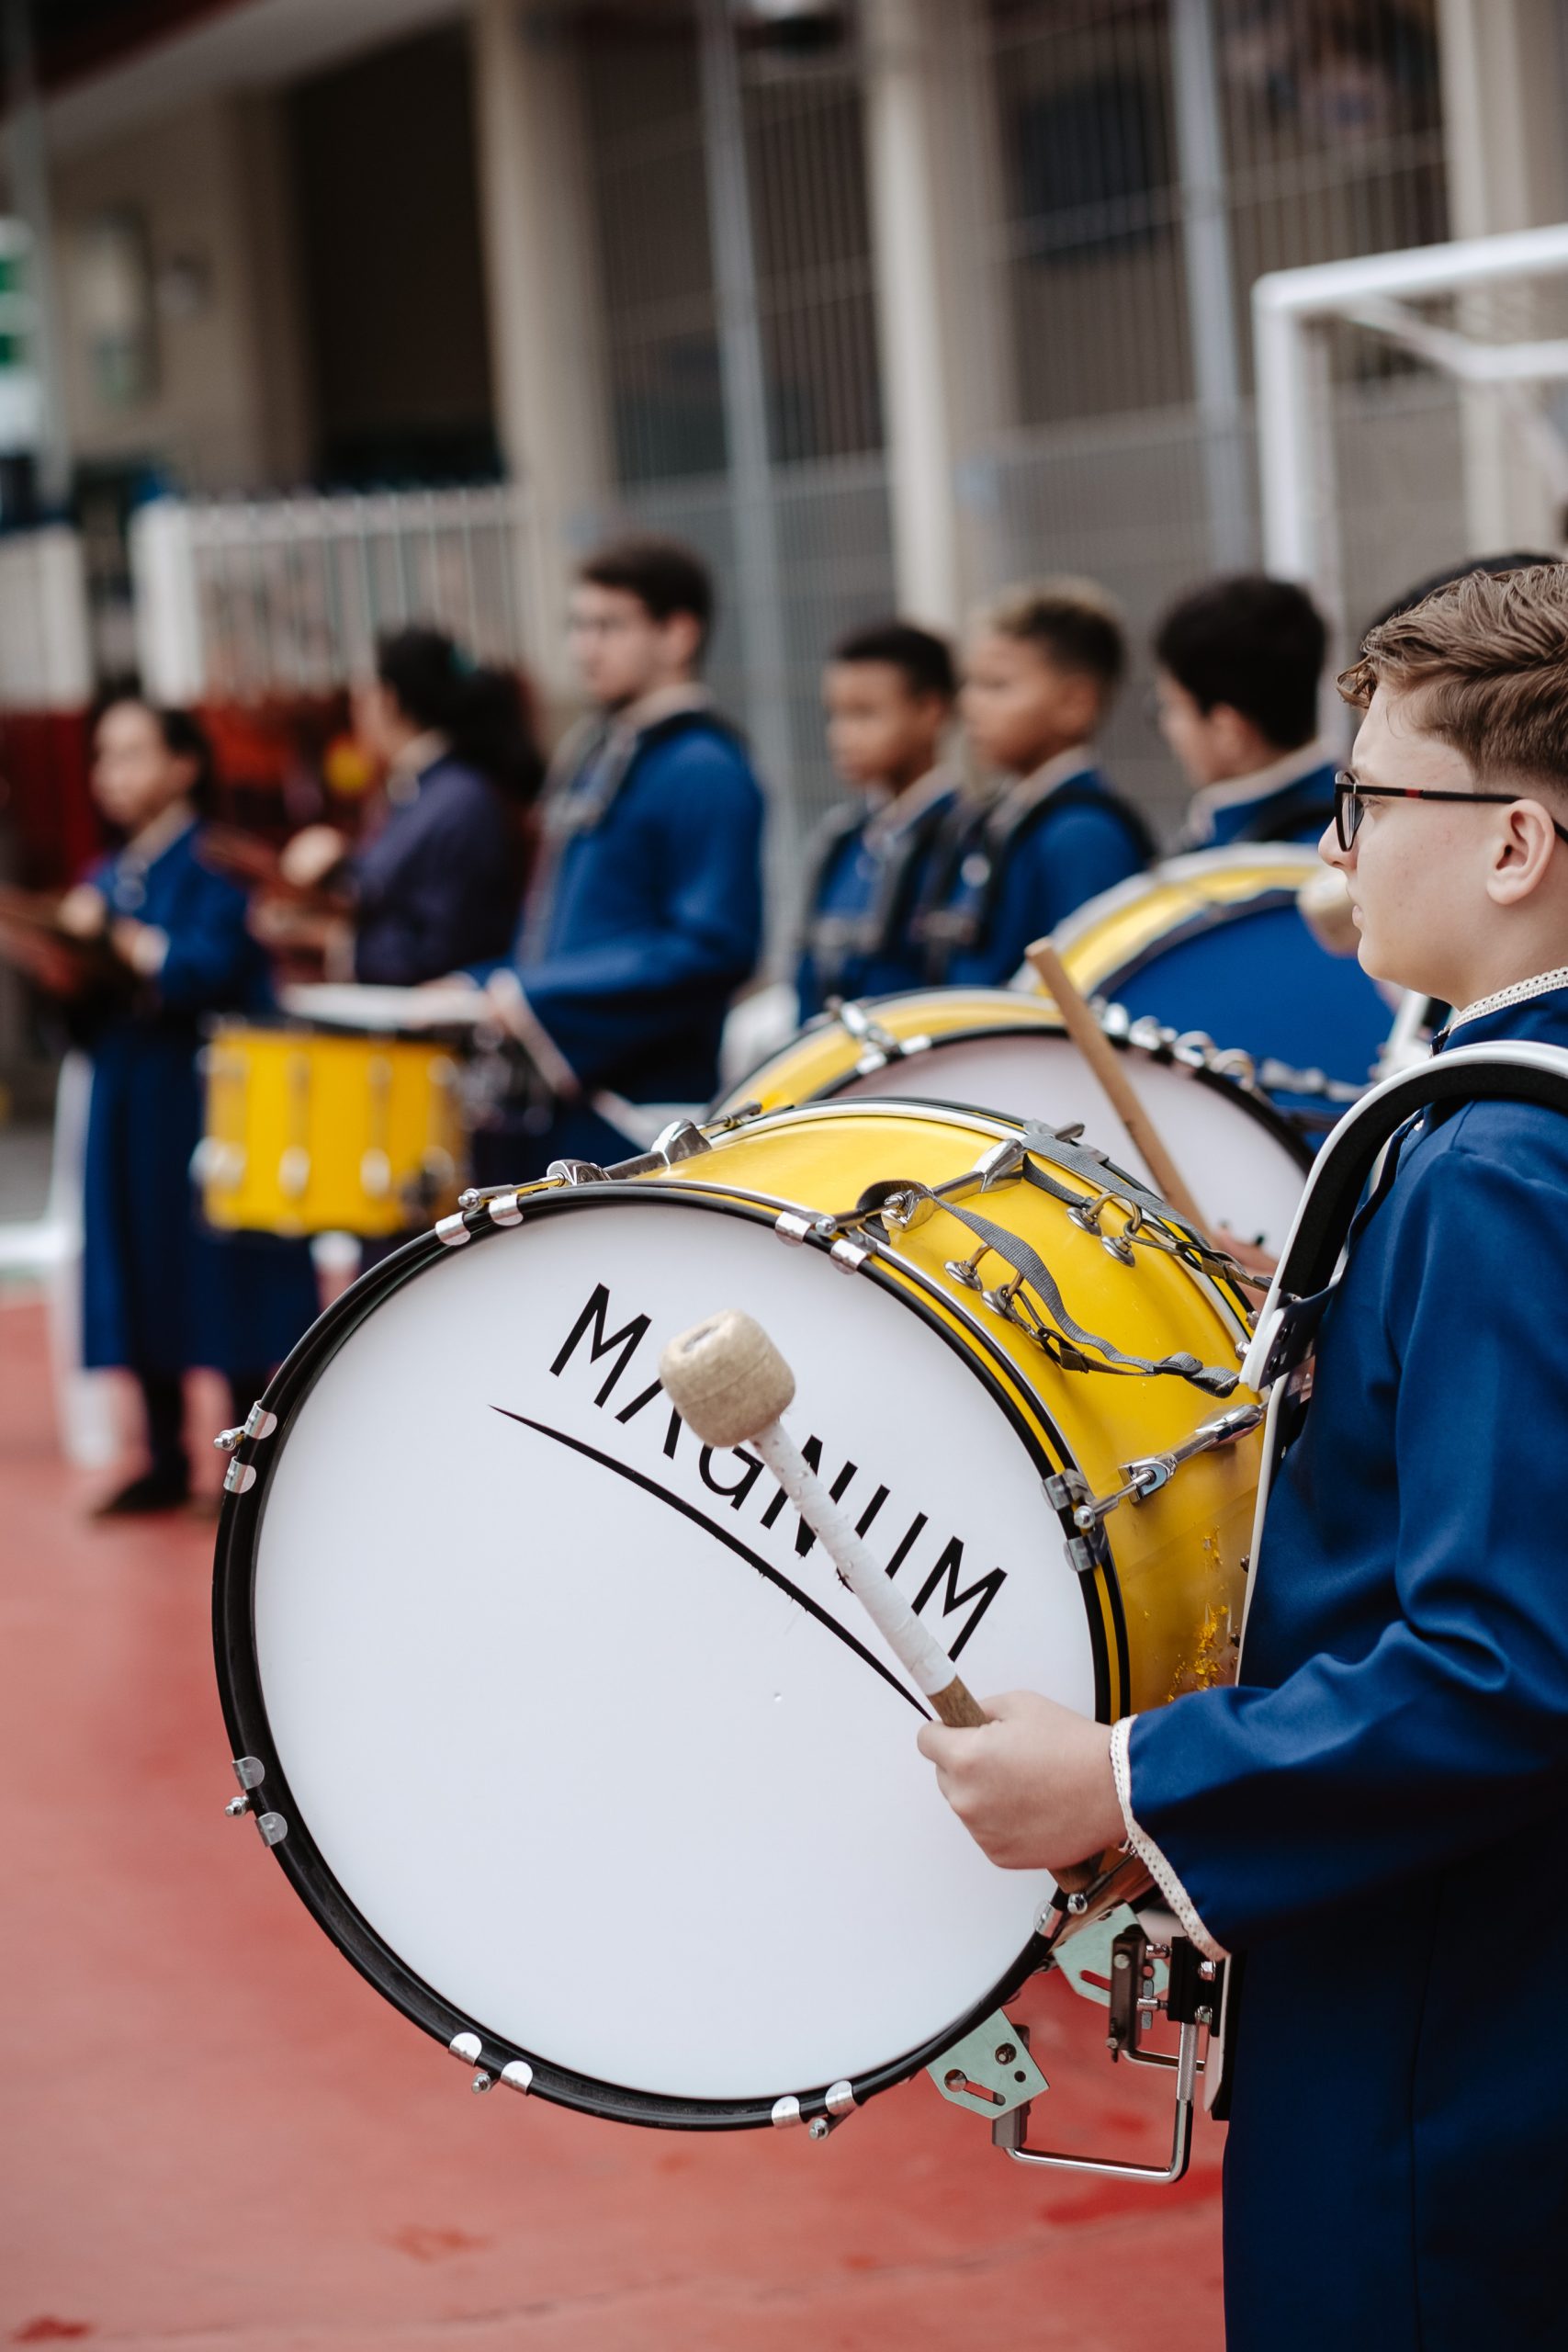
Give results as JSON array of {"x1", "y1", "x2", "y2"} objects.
[{"x1": 130, "y1": 485, "x2": 536, "y2": 709}]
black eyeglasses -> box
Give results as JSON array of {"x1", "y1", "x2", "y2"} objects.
[{"x1": 1333, "y1": 770, "x2": 1568, "y2": 854}]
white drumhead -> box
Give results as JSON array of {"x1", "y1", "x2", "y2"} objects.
[
  {"x1": 840, "y1": 1032, "x2": 1304, "y2": 1250},
  {"x1": 253, "y1": 1200, "x2": 1092, "y2": 2102}
]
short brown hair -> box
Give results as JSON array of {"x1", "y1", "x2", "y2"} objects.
[
  {"x1": 974, "y1": 575, "x2": 1126, "y2": 702},
  {"x1": 1338, "y1": 561, "x2": 1568, "y2": 791},
  {"x1": 578, "y1": 535, "x2": 714, "y2": 650}
]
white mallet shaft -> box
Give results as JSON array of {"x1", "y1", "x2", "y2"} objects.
[
  {"x1": 660, "y1": 1308, "x2": 1123, "y2": 1899},
  {"x1": 658, "y1": 1308, "x2": 986, "y2": 1728}
]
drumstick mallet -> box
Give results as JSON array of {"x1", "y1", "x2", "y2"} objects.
[
  {"x1": 659, "y1": 1307, "x2": 1112, "y2": 1903},
  {"x1": 1025, "y1": 935, "x2": 1213, "y2": 1247}
]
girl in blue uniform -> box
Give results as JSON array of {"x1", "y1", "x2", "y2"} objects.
[
  {"x1": 918, "y1": 579, "x2": 1150, "y2": 984},
  {"x1": 795, "y1": 620, "x2": 958, "y2": 1021},
  {"x1": 57, "y1": 696, "x2": 320, "y2": 1515},
  {"x1": 276, "y1": 627, "x2": 537, "y2": 984},
  {"x1": 918, "y1": 562, "x2": 1568, "y2": 2349}
]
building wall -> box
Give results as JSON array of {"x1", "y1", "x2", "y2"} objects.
[
  {"x1": 286, "y1": 23, "x2": 497, "y2": 484},
  {"x1": 50, "y1": 85, "x2": 311, "y2": 492}
]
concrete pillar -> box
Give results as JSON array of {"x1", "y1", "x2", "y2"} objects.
[
  {"x1": 469, "y1": 0, "x2": 613, "y2": 706},
  {"x1": 1438, "y1": 0, "x2": 1568, "y2": 550},
  {"x1": 1169, "y1": 0, "x2": 1250, "y2": 571},
  {"x1": 860, "y1": 0, "x2": 1010, "y2": 627}
]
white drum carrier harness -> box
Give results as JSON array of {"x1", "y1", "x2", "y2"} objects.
[
  {"x1": 1243, "y1": 1039, "x2": 1568, "y2": 1405},
  {"x1": 1180, "y1": 1041, "x2": 1568, "y2": 2120}
]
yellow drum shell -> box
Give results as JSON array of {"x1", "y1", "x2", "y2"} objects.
[
  {"x1": 569, "y1": 1098, "x2": 1258, "y2": 1724},
  {"x1": 1050, "y1": 845, "x2": 1328, "y2": 1000},
  {"x1": 716, "y1": 988, "x2": 1072, "y2": 1117},
  {"x1": 200, "y1": 1023, "x2": 464, "y2": 1238}
]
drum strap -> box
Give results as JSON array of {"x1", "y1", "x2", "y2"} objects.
[
  {"x1": 906, "y1": 1165, "x2": 1239, "y2": 1396},
  {"x1": 1241, "y1": 1040, "x2": 1568, "y2": 1396}
]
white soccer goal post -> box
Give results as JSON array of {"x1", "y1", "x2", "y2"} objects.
[{"x1": 1254, "y1": 220, "x2": 1568, "y2": 645}]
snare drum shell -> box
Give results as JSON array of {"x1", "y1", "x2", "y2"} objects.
[{"x1": 201, "y1": 1023, "x2": 464, "y2": 1237}]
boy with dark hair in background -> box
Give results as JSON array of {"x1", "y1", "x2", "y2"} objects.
[
  {"x1": 919, "y1": 578, "x2": 1149, "y2": 986},
  {"x1": 1154, "y1": 573, "x2": 1336, "y2": 846},
  {"x1": 795, "y1": 619, "x2": 958, "y2": 1020}
]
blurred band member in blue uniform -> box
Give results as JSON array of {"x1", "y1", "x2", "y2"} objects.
[
  {"x1": 467, "y1": 537, "x2": 764, "y2": 1179},
  {"x1": 918, "y1": 579, "x2": 1150, "y2": 984},
  {"x1": 56, "y1": 696, "x2": 319, "y2": 1516},
  {"x1": 795, "y1": 621, "x2": 957, "y2": 1021},
  {"x1": 278, "y1": 627, "x2": 538, "y2": 982},
  {"x1": 1154, "y1": 574, "x2": 1337, "y2": 845},
  {"x1": 916, "y1": 561, "x2": 1568, "y2": 2351}
]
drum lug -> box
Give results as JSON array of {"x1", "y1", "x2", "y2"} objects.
[
  {"x1": 547, "y1": 1159, "x2": 611, "y2": 1186},
  {"x1": 649, "y1": 1116, "x2": 712, "y2": 1166},
  {"x1": 832, "y1": 1001, "x2": 904, "y2": 1063}
]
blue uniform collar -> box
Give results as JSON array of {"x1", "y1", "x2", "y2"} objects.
[
  {"x1": 1184, "y1": 744, "x2": 1337, "y2": 847},
  {"x1": 862, "y1": 763, "x2": 959, "y2": 853}
]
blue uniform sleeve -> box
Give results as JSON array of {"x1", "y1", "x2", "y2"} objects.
[
  {"x1": 520, "y1": 748, "x2": 764, "y2": 1084},
  {"x1": 987, "y1": 806, "x2": 1145, "y2": 979},
  {"x1": 153, "y1": 867, "x2": 268, "y2": 1013},
  {"x1": 1127, "y1": 1137, "x2": 1568, "y2": 1951},
  {"x1": 353, "y1": 779, "x2": 513, "y2": 986}
]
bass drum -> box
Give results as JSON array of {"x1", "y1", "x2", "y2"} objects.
[
  {"x1": 1052, "y1": 845, "x2": 1396, "y2": 1133},
  {"x1": 715, "y1": 987, "x2": 1310, "y2": 1253},
  {"x1": 215, "y1": 1102, "x2": 1258, "y2": 2132}
]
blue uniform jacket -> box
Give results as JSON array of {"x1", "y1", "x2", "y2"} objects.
[
  {"x1": 1124, "y1": 980, "x2": 1568, "y2": 2349},
  {"x1": 1183, "y1": 752, "x2": 1338, "y2": 849},
  {"x1": 351, "y1": 752, "x2": 519, "y2": 985},
  {"x1": 918, "y1": 761, "x2": 1149, "y2": 987},
  {"x1": 493, "y1": 707, "x2": 764, "y2": 1103},
  {"x1": 80, "y1": 821, "x2": 319, "y2": 1377},
  {"x1": 795, "y1": 770, "x2": 957, "y2": 1020}
]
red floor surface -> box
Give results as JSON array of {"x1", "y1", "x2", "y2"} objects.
[{"x1": 0, "y1": 1295, "x2": 1224, "y2": 2349}]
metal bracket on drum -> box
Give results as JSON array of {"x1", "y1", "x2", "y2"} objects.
[
  {"x1": 989, "y1": 1930, "x2": 1220, "y2": 2184},
  {"x1": 223, "y1": 1754, "x2": 288, "y2": 1847},
  {"x1": 1045, "y1": 1403, "x2": 1262, "y2": 1538},
  {"x1": 927, "y1": 2010, "x2": 1049, "y2": 2120},
  {"x1": 831, "y1": 1000, "x2": 921, "y2": 1074}
]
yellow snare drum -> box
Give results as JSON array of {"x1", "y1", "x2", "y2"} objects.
[{"x1": 199, "y1": 1024, "x2": 464, "y2": 1237}]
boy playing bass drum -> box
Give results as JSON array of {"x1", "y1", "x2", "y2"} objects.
[{"x1": 919, "y1": 563, "x2": 1568, "y2": 2349}]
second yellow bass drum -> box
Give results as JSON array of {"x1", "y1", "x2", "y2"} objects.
[{"x1": 716, "y1": 985, "x2": 1310, "y2": 1252}]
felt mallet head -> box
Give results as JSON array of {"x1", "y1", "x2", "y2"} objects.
[{"x1": 659, "y1": 1308, "x2": 795, "y2": 1449}]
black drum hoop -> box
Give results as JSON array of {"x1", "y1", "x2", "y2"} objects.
[{"x1": 214, "y1": 1172, "x2": 1124, "y2": 2133}]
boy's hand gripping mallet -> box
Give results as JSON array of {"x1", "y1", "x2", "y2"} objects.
[{"x1": 659, "y1": 1308, "x2": 1113, "y2": 1900}]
